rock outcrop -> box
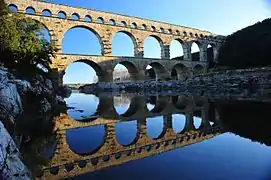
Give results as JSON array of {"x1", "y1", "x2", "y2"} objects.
[
  {"x1": 0, "y1": 67, "x2": 66, "y2": 179},
  {"x1": 0, "y1": 67, "x2": 31, "y2": 179}
]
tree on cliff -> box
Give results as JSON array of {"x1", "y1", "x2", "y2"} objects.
[
  {"x1": 217, "y1": 18, "x2": 271, "y2": 69},
  {"x1": 0, "y1": 0, "x2": 54, "y2": 78}
]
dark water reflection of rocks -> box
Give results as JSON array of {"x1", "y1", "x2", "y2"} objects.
[{"x1": 34, "y1": 92, "x2": 271, "y2": 180}]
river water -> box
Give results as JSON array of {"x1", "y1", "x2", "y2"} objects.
[{"x1": 38, "y1": 92, "x2": 271, "y2": 180}]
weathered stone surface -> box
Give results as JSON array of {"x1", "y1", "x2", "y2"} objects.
[
  {"x1": 0, "y1": 121, "x2": 31, "y2": 180},
  {"x1": 0, "y1": 68, "x2": 22, "y2": 124}
]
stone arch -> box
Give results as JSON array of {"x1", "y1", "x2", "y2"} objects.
[
  {"x1": 142, "y1": 24, "x2": 147, "y2": 30},
  {"x1": 131, "y1": 22, "x2": 137, "y2": 29},
  {"x1": 191, "y1": 41, "x2": 203, "y2": 61},
  {"x1": 57, "y1": 11, "x2": 67, "y2": 19},
  {"x1": 183, "y1": 31, "x2": 187, "y2": 36},
  {"x1": 168, "y1": 29, "x2": 172, "y2": 34},
  {"x1": 146, "y1": 62, "x2": 168, "y2": 80},
  {"x1": 160, "y1": 27, "x2": 165, "y2": 33},
  {"x1": 114, "y1": 61, "x2": 139, "y2": 81},
  {"x1": 176, "y1": 30, "x2": 180, "y2": 35},
  {"x1": 62, "y1": 25, "x2": 104, "y2": 55},
  {"x1": 25, "y1": 6, "x2": 36, "y2": 15},
  {"x1": 144, "y1": 35, "x2": 164, "y2": 59},
  {"x1": 170, "y1": 39, "x2": 184, "y2": 60},
  {"x1": 112, "y1": 30, "x2": 138, "y2": 57},
  {"x1": 64, "y1": 59, "x2": 104, "y2": 82},
  {"x1": 207, "y1": 43, "x2": 216, "y2": 69},
  {"x1": 171, "y1": 63, "x2": 189, "y2": 80},
  {"x1": 151, "y1": 26, "x2": 156, "y2": 32},
  {"x1": 193, "y1": 64, "x2": 204, "y2": 75},
  {"x1": 84, "y1": 15, "x2": 92, "y2": 22},
  {"x1": 8, "y1": 4, "x2": 18, "y2": 13},
  {"x1": 120, "y1": 21, "x2": 127, "y2": 27},
  {"x1": 96, "y1": 17, "x2": 104, "y2": 24},
  {"x1": 71, "y1": 13, "x2": 80, "y2": 20},
  {"x1": 41, "y1": 9, "x2": 52, "y2": 16},
  {"x1": 109, "y1": 19, "x2": 116, "y2": 25},
  {"x1": 31, "y1": 19, "x2": 52, "y2": 42}
]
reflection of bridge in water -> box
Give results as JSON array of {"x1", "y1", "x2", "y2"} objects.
[{"x1": 39, "y1": 95, "x2": 224, "y2": 179}]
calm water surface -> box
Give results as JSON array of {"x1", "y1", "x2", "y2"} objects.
[{"x1": 42, "y1": 92, "x2": 271, "y2": 180}]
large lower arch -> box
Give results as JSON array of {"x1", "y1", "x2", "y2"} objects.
[
  {"x1": 193, "y1": 64, "x2": 205, "y2": 75},
  {"x1": 62, "y1": 26, "x2": 104, "y2": 55},
  {"x1": 170, "y1": 39, "x2": 184, "y2": 60},
  {"x1": 144, "y1": 35, "x2": 163, "y2": 59},
  {"x1": 112, "y1": 31, "x2": 137, "y2": 57},
  {"x1": 171, "y1": 63, "x2": 189, "y2": 81},
  {"x1": 191, "y1": 42, "x2": 202, "y2": 61},
  {"x1": 145, "y1": 62, "x2": 168, "y2": 81},
  {"x1": 114, "y1": 61, "x2": 139, "y2": 81},
  {"x1": 63, "y1": 59, "x2": 105, "y2": 84}
]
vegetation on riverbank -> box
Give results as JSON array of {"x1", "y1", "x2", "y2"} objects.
[
  {"x1": 217, "y1": 18, "x2": 271, "y2": 69},
  {"x1": 0, "y1": 0, "x2": 54, "y2": 79}
]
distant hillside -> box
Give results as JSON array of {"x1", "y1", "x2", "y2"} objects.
[{"x1": 217, "y1": 18, "x2": 271, "y2": 69}]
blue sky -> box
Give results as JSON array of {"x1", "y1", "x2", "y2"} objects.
[{"x1": 43, "y1": 0, "x2": 271, "y2": 84}]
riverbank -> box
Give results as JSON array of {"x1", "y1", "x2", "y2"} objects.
[
  {"x1": 0, "y1": 67, "x2": 67, "y2": 179},
  {"x1": 80, "y1": 67, "x2": 271, "y2": 100}
]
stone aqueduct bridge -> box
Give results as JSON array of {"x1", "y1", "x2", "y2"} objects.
[
  {"x1": 38, "y1": 95, "x2": 223, "y2": 179},
  {"x1": 6, "y1": 0, "x2": 226, "y2": 84}
]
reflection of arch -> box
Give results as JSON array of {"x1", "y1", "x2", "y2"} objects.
[
  {"x1": 115, "y1": 61, "x2": 139, "y2": 81},
  {"x1": 147, "y1": 96, "x2": 168, "y2": 113},
  {"x1": 25, "y1": 6, "x2": 36, "y2": 14},
  {"x1": 171, "y1": 63, "x2": 189, "y2": 80},
  {"x1": 8, "y1": 4, "x2": 18, "y2": 12},
  {"x1": 42, "y1": 9, "x2": 52, "y2": 16},
  {"x1": 172, "y1": 95, "x2": 188, "y2": 109},
  {"x1": 65, "y1": 59, "x2": 104, "y2": 82},
  {"x1": 115, "y1": 120, "x2": 140, "y2": 146},
  {"x1": 112, "y1": 31, "x2": 138, "y2": 57},
  {"x1": 146, "y1": 62, "x2": 167, "y2": 80},
  {"x1": 66, "y1": 125, "x2": 106, "y2": 155},
  {"x1": 146, "y1": 116, "x2": 165, "y2": 140},
  {"x1": 194, "y1": 64, "x2": 204, "y2": 74},
  {"x1": 172, "y1": 114, "x2": 186, "y2": 134},
  {"x1": 62, "y1": 26, "x2": 104, "y2": 55}
]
